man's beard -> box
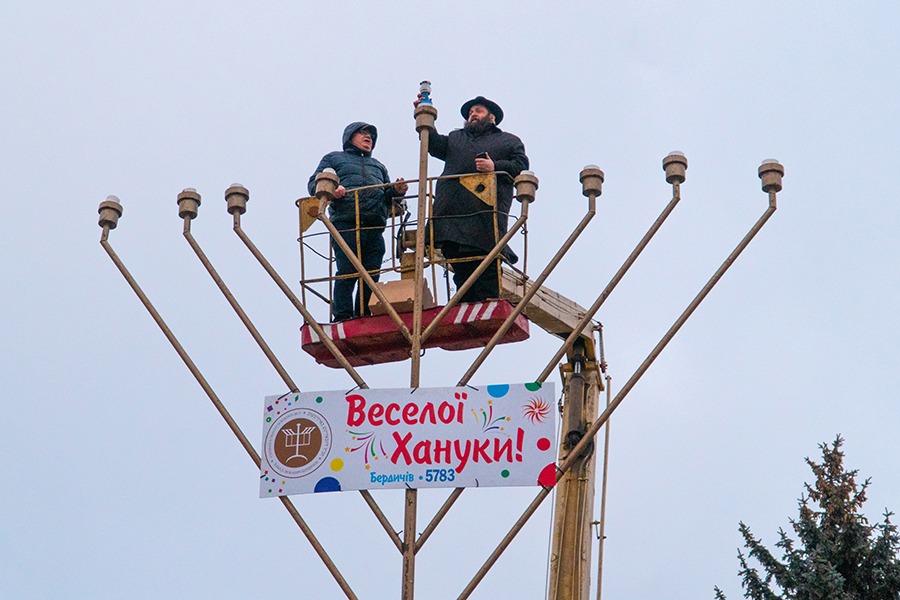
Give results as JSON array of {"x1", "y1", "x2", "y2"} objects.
[{"x1": 465, "y1": 116, "x2": 493, "y2": 134}]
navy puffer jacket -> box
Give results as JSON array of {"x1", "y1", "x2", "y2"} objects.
[{"x1": 308, "y1": 122, "x2": 400, "y2": 228}]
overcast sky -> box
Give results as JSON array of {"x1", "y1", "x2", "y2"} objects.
[{"x1": 3, "y1": 2, "x2": 899, "y2": 598}]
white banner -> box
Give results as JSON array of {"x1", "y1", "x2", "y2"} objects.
[{"x1": 260, "y1": 383, "x2": 557, "y2": 497}]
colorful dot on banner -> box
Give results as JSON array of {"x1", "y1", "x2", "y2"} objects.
[
  {"x1": 538, "y1": 464, "x2": 558, "y2": 488},
  {"x1": 266, "y1": 406, "x2": 273, "y2": 412},
  {"x1": 287, "y1": 402, "x2": 292, "y2": 406},
  {"x1": 278, "y1": 489, "x2": 283, "y2": 493},
  {"x1": 314, "y1": 477, "x2": 341, "y2": 493},
  {"x1": 294, "y1": 395, "x2": 299, "y2": 401},
  {"x1": 525, "y1": 382, "x2": 542, "y2": 391},
  {"x1": 419, "y1": 475, "x2": 423, "y2": 480},
  {"x1": 537, "y1": 437, "x2": 551, "y2": 451},
  {"x1": 275, "y1": 400, "x2": 279, "y2": 404},
  {"x1": 330, "y1": 458, "x2": 344, "y2": 472},
  {"x1": 316, "y1": 396, "x2": 324, "y2": 403},
  {"x1": 487, "y1": 384, "x2": 510, "y2": 398},
  {"x1": 266, "y1": 417, "x2": 271, "y2": 423},
  {"x1": 501, "y1": 469, "x2": 510, "y2": 478},
  {"x1": 268, "y1": 489, "x2": 272, "y2": 493}
]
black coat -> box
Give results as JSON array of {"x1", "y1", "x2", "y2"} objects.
[
  {"x1": 427, "y1": 125, "x2": 529, "y2": 253},
  {"x1": 308, "y1": 122, "x2": 400, "y2": 228}
]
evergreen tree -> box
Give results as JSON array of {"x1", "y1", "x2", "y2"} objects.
[{"x1": 715, "y1": 436, "x2": 900, "y2": 599}]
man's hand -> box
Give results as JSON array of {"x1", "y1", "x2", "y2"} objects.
[
  {"x1": 475, "y1": 153, "x2": 494, "y2": 173},
  {"x1": 390, "y1": 199, "x2": 407, "y2": 218},
  {"x1": 393, "y1": 177, "x2": 408, "y2": 195},
  {"x1": 333, "y1": 184, "x2": 347, "y2": 199}
]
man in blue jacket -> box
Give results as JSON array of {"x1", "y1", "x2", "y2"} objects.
[{"x1": 308, "y1": 122, "x2": 408, "y2": 322}]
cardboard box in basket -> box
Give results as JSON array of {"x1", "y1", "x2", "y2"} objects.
[{"x1": 369, "y1": 280, "x2": 435, "y2": 315}]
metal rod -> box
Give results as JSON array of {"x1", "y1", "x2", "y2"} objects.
[
  {"x1": 559, "y1": 198, "x2": 777, "y2": 474},
  {"x1": 402, "y1": 488, "x2": 417, "y2": 599},
  {"x1": 232, "y1": 213, "x2": 368, "y2": 389},
  {"x1": 233, "y1": 211, "x2": 396, "y2": 548},
  {"x1": 415, "y1": 487, "x2": 464, "y2": 554},
  {"x1": 427, "y1": 194, "x2": 597, "y2": 558},
  {"x1": 596, "y1": 374, "x2": 612, "y2": 600},
  {"x1": 400, "y1": 106, "x2": 436, "y2": 600},
  {"x1": 299, "y1": 203, "x2": 308, "y2": 306},
  {"x1": 354, "y1": 191, "x2": 363, "y2": 317},
  {"x1": 227, "y1": 215, "x2": 400, "y2": 561},
  {"x1": 537, "y1": 184, "x2": 683, "y2": 383},
  {"x1": 410, "y1": 125, "x2": 431, "y2": 384},
  {"x1": 182, "y1": 218, "x2": 300, "y2": 392},
  {"x1": 459, "y1": 194, "x2": 777, "y2": 599},
  {"x1": 99, "y1": 227, "x2": 358, "y2": 599},
  {"x1": 457, "y1": 487, "x2": 553, "y2": 599},
  {"x1": 419, "y1": 203, "x2": 530, "y2": 347},
  {"x1": 318, "y1": 212, "x2": 413, "y2": 343},
  {"x1": 428, "y1": 179, "x2": 440, "y2": 303},
  {"x1": 300, "y1": 281, "x2": 331, "y2": 305},
  {"x1": 458, "y1": 192, "x2": 597, "y2": 386},
  {"x1": 226, "y1": 209, "x2": 399, "y2": 553},
  {"x1": 359, "y1": 490, "x2": 403, "y2": 553}
]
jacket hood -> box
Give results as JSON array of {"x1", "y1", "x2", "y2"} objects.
[{"x1": 342, "y1": 121, "x2": 378, "y2": 153}]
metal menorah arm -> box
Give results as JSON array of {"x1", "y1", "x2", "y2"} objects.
[
  {"x1": 177, "y1": 188, "x2": 300, "y2": 393},
  {"x1": 225, "y1": 185, "x2": 368, "y2": 390},
  {"x1": 536, "y1": 153, "x2": 689, "y2": 384},
  {"x1": 97, "y1": 197, "x2": 358, "y2": 600},
  {"x1": 459, "y1": 166, "x2": 603, "y2": 387},
  {"x1": 457, "y1": 160, "x2": 782, "y2": 600},
  {"x1": 418, "y1": 170, "x2": 600, "y2": 564}
]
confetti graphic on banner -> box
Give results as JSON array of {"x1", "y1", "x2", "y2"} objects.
[
  {"x1": 472, "y1": 401, "x2": 509, "y2": 434},
  {"x1": 522, "y1": 397, "x2": 551, "y2": 424},
  {"x1": 346, "y1": 430, "x2": 388, "y2": 468}
]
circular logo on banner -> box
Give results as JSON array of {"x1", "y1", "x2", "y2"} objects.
[{"x1": 265, "y1": 408, "x2": 332, "y2": 478}]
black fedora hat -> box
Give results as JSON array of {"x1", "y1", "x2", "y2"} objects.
[{"x1": 460, "y1": 96, "x2": 503, "y2": 124}]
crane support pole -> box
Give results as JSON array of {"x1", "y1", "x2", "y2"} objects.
[
  {"x1": 595, "y1": 375, "x2": 612, "y2": 600},
  {"x1": 549, "y1": 366, "x2": 600, "y2": 600},
  {"x1": 98, "y1": 220, "x2": 358, "y2": 600}
]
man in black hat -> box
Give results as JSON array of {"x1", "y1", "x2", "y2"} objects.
[{"x1": 422, "y1": 95, "x2": 530, "y2": 302}]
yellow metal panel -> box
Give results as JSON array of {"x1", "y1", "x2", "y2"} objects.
[
  {"x1": 299, "y1": 197, "x2": 320, "y2": 233},
  {"x1": 460, "y1": 173, "x2": 497, "y2": 207}
]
